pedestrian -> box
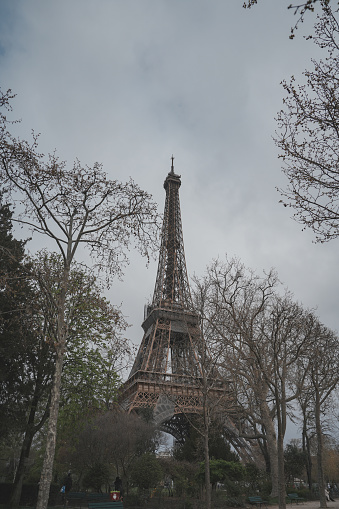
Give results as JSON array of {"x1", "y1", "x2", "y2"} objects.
[
  {"x1": 64, "y1": 471, "x2": 72, "y2": 493},
  {"x1": 114, "y1": 476, "x2": 123, "y2": 499},
  {"x1": 61, "y1": 472, "x2": 72, "y2": 507},
  {"x1": 325, "y1": 488, "x2": 335, "y2": 502}
]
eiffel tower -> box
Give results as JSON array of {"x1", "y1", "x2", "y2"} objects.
[{"x1": 119, "y1": 159, "x2": 250, "y2": 453}]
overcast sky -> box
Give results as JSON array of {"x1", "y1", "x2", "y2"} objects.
[{"x1": 1, "y1": 1, "x2": 338, "y2": 393}]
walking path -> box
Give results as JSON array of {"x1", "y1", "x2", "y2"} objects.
[{"x1": 286, "y1": 502, "x2": 339, "y2": 509}]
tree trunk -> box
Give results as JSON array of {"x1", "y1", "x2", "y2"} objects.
[
  {"x1": 10, "y1": 364, "x2": 51, "y2": 509},
  {"x1": 36, "y1": 350, "x2": 64, "y2": 509},
  {"x1": 302, "y1": 415, "x2": 312, "y2": 491},
  {"x1": 36, "y1": 264, "x2": 69, "y2": 509},
  {"x1": 10, "y1": 417, "x2": 36, "y2": 507},
  {"x1": 315, "y1": 386, "x2": 326, "y2": 509},
  {"x1": 276, "y1": 408, "x2": 286, "y2": 509},
  {"x1": 276, "y1": 377, "x2": 287, "y2": 509},
  {"x1": 204, "y1": 416, "x2": 211, "y2": 509},
  {"x1": 260, "y1": 400, "x2": 279, "y2": 497},
  {"x1": 257, "y1": 431, "x2": 271, "y2": 474},
  {"x1": 202, "y1": 365, "x2": 211, "y2": 509},
  {"x1": 10, "y1": 400, "x2": 39, "y2": 508},
  {"x1": 9, "y1": 456, "x2": 26, "y2": 509}
]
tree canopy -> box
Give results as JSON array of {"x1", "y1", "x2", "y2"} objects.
[
  {"x1": 192, "y1": 255, "x2": 338, "y2": 508},
  {"x1": 0, "y1": 196, "x2": 42, "y2": 442},
  {"x1": 275, "y1": 4, "x2": 339, "y2": 242},
  {"x1": 243, "y1": 0, "x2": 337, "y2": 38},
  {"x1": 0, "y1": 88, "x2": 161, "y2": 509}
]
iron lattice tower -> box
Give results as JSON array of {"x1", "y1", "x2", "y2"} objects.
[
  {"x1": 119, "y1": 160, "x2": 251, "y2": 455},
  {"x1": 120, "y1": 160, "x2": 207, "y2": 441},
  {"x1": 128, "y1": 158, "x2": 202, "y2": 381}
]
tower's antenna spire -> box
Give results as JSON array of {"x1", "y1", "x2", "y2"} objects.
[{"x1": 171, "y1": 154, "x2": 174, "y2": 173}]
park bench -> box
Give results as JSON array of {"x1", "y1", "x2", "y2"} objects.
[
  {"x1": 66, "y1": 492, "x2": 87, "y2": 507},
  {"x1": 88, "y1": 503, "x2": 123, "y2": 509},
  {"x1": 87, "y1": 493, "x2": 111, "y2": 502},
  {"x1": 287, "y1": 493, "x2": 305, "y2": 504},
  {"x1": 248, "y1": 496, "x2": 269, "y2": 508}
]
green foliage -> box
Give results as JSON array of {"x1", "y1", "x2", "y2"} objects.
[
  {"x1": 130, "y1": 453, "x2": 163, "y2": 490},
  {"x1": 290, "y1": 488, "x2": 312, "y2": 500},
  {"x1": 0, "y1": 198, "x2": 40, "y2": 441},
  {"x1": 30, "y1": 252, "x2": 132, "y2": 470},
  {"x1": 173, "y1": 433, "x2": 198, "y2": 462},
  {"x1": 159, "y1": 457, "x2": 199, "y2": 498},
  {"x1": 243, "y1": 462, "x2": 270, "y2": 494},
  {"x1": 284, "y1": 443, "x2": 307, "y2": 482},
  {"x1": 60, "y1": 263, "x2": 129, "y2": 413},
  {"x1": 0, "y1": 199, "x2": 57, "y2": 509},
  {"x1": 82, "y1": 462, "x2": 110, "y2": 492},
  {"x1": 198, "y1": 459, "x2": 245, "y2": 489},
  {"x1": 172, "y1": 415, "x2": 241, "y2": 508},
  {"x1": 1, "y1": 243, "x2": 132, "y2": 502},
  {"x1": 256, "y1": 478, "x2": 273, "y2": 499},
  {"x1": 138, "y1": 407, "x2": 155, "y2": 423},
  {"x1": 209, "y1": 431, "x2": 240, "y2": 462},
  {"x1": 172, "y1": 418, "x2": 239, "y2": 463},
  {"x1": 172, "y1": 419, "x2": 200, "y2": 462}
]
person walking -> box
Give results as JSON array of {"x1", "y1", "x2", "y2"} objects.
[
  {"x1": 114, "y1": 476, "x2": 123, "y2": 499},
  {"x1": 62, "y1": 472, "x2": 72, "y2": 507}
]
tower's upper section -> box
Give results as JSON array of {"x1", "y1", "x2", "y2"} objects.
[{"x1": 151, "y1": 159, "x2": 193, "y2": 311}]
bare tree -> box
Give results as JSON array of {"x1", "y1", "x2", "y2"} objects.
[
  {"x1": 188, "y1": 321, "x2": 235, "y2": 509},
  {"x1": 298, "y1": 391, "x2": 315, "y2": 490},
  {"x1": 152, "y1": 311, "x2": 233, "y2": 509},
  {"x1": 296, "y1": 323, "x2": 339, "y2": 508},
  {"x1": 192, "y1": 257, "x2": 317, "y2": 509},
  {"x1": 0, "y1": 89, "x2": 160, "y2": 509},
  {"x1": 193, "y1": 259, "x2": 282, "y2": 493},
  {"x1": 275, "y1": 3, "x2": 339, "y2": 241},
  {"x1": 263, "y1": 296, "x2": 316, "y2": 508},
  {"x1": 243, "y1": 0, "x2": 336, "y2": 38}
]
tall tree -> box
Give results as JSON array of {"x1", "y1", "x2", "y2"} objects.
[
  {"x1": 192, "y1": 257, "x2": 317, "y2": 509},
  {"x1": 8, "y1": 252, "x2": 131, "y2": 509},
  {"x1": 0, "y1": 88, "x2": 160, "y2": 509},
  {"x1": 193, "y1": 258, "x2": 280, "y2": 496},
  {"x1": 296, "y1": 323, "x2": 339, "y2": 508},
  {"x1": 275, "y1": 3, "x2": 339, "y2": 241},
  {"x1": 298, "y1": 391, "x2": 315, "y2": 489},
  {"x1": 191, "y1": 278, "x2": 248, "y2": 509}
]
